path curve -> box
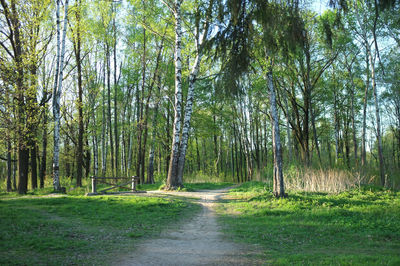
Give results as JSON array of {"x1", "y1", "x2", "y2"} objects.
[{"x1": 119, "y1": 188, "x2": 261, "y2": 266}]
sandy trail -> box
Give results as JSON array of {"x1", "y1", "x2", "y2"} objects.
[{"x1": 119, "y1": 188, "x2": 261, "y2": 266}]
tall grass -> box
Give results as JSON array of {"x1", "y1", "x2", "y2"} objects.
[{"x1": 283, "y1": 167, "x2": 373, "y2": 193}]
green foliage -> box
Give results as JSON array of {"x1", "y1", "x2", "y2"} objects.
[
  {"x1": 0, "y1": 194, "x2": 200, "y2": 265},
  {"x1": 217, "y1": 182, "x2": 400, "y2": 264}
]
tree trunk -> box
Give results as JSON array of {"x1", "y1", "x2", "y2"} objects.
[
  {"x1": 175, "y1": 0, "x2": 213, "y2": 183},
  {"x1": 74, "y1": 0, "x2": 83, "y2": 187},
  {"x1": 349, "y1": 70, "x2": 358, "y2": 164},
  {"x1": 327, "y1": 137, "x2": 332, "y2": 167},
  {"x1": 266, "y1": 61, "x2": 285, "y2": 198},
  {"x1": 101, "y1": 59, "x2": 107, "y2": 176},
  {"x1": 166, "y1": 0, "x2": 183, "y2": 189},
  {"x1": 283, "y1": 94, "x2": 292, "y2": 162},
  {"x1": 7, "y1": 0, "x2": 29, "y2": 194},
  {"x1": 52, "y1": 0, "x2": 69, "y2": 191},
  {"x1": 40, "y1": 107, "x2": 47, "y2": 188},
  {"x1": 113, "y1": 9, "x2": 119, "y2": 177},
  {"x1": 368, "y1": 49, "x2": 385, "y2": 186},
  {"x1": 344, "y1": 112, "x2": 351, "y2": 168},
  {"x1": 333, "y1": 81, "x2": 341, "y2": 163},
  {"x1": 233, "y1": 122, "x2": 240, "y2": 183},
  {"x1": 13, "y1": 146, "x2": 17, "y2": 191},
  {"x1": 7, "y1": 140, "x2": 12, "y2": 192},
  {"x1": 147, "y1": 108, "x2": 158, "y2": 184},
  {"x1": 255, "y1": 105, "x2": 261, "y2": 173},
  {"x1": 147, "y1": 74, "x2": 162, "y2": 184},
  {"x1": 176, "y1": 53, "x2": 202, "y2": 184},
  {"x1": 165, "y1": 102, "x2": 171, "y2": 179},
  {"x1": 18, "y1": 147, "x2": 30, "y2": 194},
  {"x1": 310, "y1": 104, "x2": 321, "y2": 164},
  {"x1": 230, "y1": 136, "x2": 235, "y2": 180},
  {"x1": 361, "y1": 45, "x2": 369, "y2": 167},
  {"x1": 85, "y1": 136, "x2": 90, "y2": 177},
  {"x1": 238, "y1": 125, "x2": 244, "y2": 183},
  {"x1": 106, "y1": 43, "x2": 114, "y2": 177},
  {"x1": 195, "y1": 136, "x2": 201, "y2": 172},
  {"x1": 65, "y1": 136, "x2": 71, "y2": 178},
  {"x1": 136, "y1": 26, "x2": 146, "y2": 183},
  {"x1": 30, "y1": 144, "x2": 38, "y2": 189},
  {"x1": 122, "y1": 85, "x2": 134, "y2": 175},
  {"x1": 92, "y1": 133, "x2": 98, "y2": 176}
]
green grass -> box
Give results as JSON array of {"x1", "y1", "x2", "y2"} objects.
[
  {"x1": 0, "y1": 194, "x2": 200, "y2": 265},
  {"x1": 138, "y1": 182, "x2": 234, "y2": 192},
  {"x1": 182, "y1": 182, "x2": 234, "y2": 191},
  {"x1": 217, "y1": 181, "x2": 400, "y2": 265}
]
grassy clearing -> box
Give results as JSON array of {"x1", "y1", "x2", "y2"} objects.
[
  {"x1": 217, "y1": 181, "x2": 400, "y2": 265},
  {"x1": 0, "y1": 194, "x2": 200, "y2": 265}
]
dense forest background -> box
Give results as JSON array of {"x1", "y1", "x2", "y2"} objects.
[{"x1": 0, "y1": 0, "x2": 399, "y2": 194}]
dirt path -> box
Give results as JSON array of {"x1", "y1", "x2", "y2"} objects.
[{"x1": 119, "y1": 188, "x2": 262, "y2": 266}]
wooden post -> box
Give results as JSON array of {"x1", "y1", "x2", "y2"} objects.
[
  {"x1": 92, "y1": 176, "x2": 97, "y2": 193},
  {"x1": 131, "y1": 176, "x2": 136, "y2": 191}
]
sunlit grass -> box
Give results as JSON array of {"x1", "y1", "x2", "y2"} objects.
[
  {"x1": 0, "y1": 194, "x2": 200, "y2": 265},
  {"x1": 217, "y1": 181, "x2": 400, "y2": 265}
]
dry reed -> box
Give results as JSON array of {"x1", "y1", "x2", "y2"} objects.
[{"x1": 284, "y1": 168, "x2": 369, "y2": 193}]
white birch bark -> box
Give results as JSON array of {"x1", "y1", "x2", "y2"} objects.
[
  {"x1": 334, "y1": 90, "x2": 340, "y2": 162},
  {"x1": 176, "y1": 53, "x2": 201, "y2": 184},
  {"x1": 166, "y1": 0, "x2": 183, "y2": 188},
  {"x1": 283, "y1": 92, "x2": 292, "y2": 161},
  {"x1": 347, "y1": 64, "x2": 358, "y2": 163},
  {"x1": 368, "y1": 48, "x2": 385, "y2": 186},
  {"x1": 92, "y1": 102, "x2": 99, "y2": 176},
  {"x1": 176, "y1": 1, "x2": 212, "y2": 184},
  {"x1": 93, "y1": 135, "x2": 98, "y2": 176},
  {"x1": 266, "y1": 61, "x2": 285, "y2": 197},
  {"x1": 52, "y1": 0, "x2": 69, "y2": 191},
  {"x1": 361, "y1": 46, "x2": 369, "y2": 166}
]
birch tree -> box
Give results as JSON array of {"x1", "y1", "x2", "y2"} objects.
[
  {"x1": 266, "y1": 61, "x2": 285, "y2": 197},
  {"x1": 176, "y1": 0, "x2": 213, "y2": 184},
  {"x1": 52, "y1": 0, "x2": 69, "y2": 191},
  {"x1": 350, "y1": 0, "x2": 385, "y2": 185},
  {"x1": 163, "y1": 0, "x2": 183, "y2": 189}
]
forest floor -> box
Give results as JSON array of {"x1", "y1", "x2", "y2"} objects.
[{"x1": 118, "y1": 187, "x2": 263, "y2": 265}]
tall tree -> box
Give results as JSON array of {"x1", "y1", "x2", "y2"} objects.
[
  {"x1": 176, "y1": 0, "x2": 214, "y2": 184},
  {"x1": 52, "y1": 0, "x2": 69, "y2": 191},
  {"x1": 164, "y1": 0, "x2": 183, "y2": 189},
  {"x1": 71, "y1": 0, "x2": 84, "y2": 187}
]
